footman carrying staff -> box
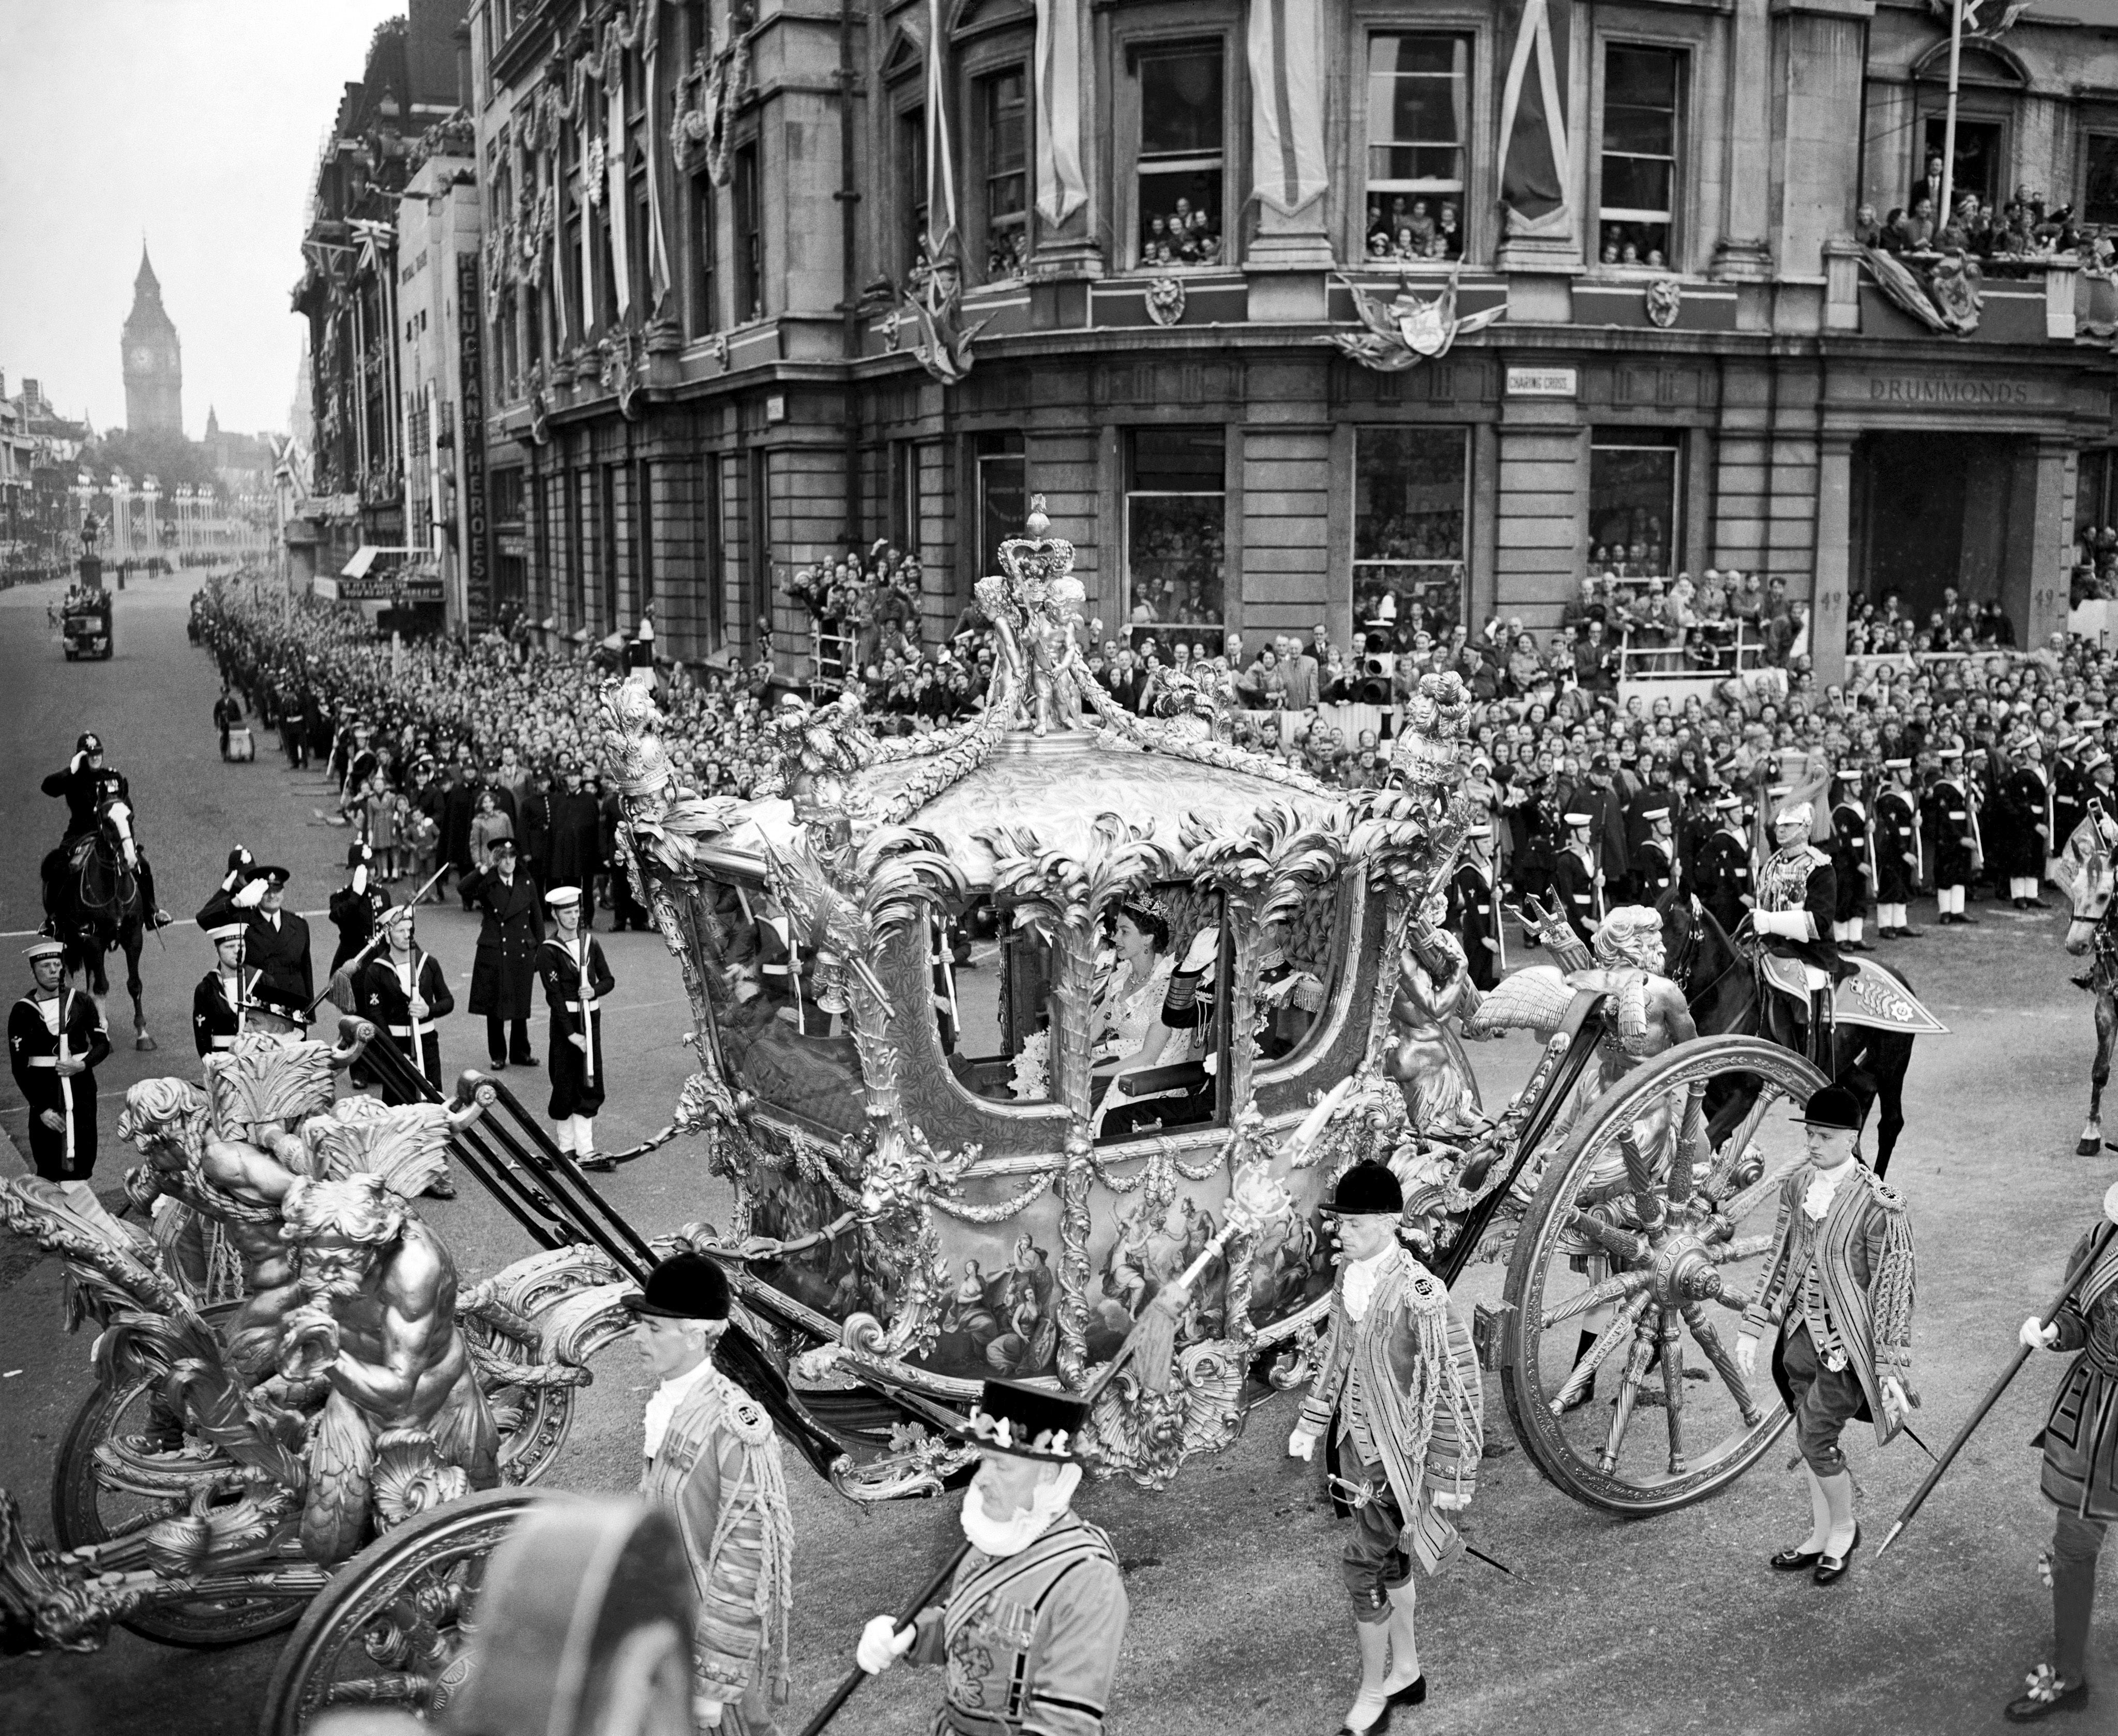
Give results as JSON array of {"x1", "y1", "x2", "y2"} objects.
[
  {"x1": 1736, "y1": 1086, "x2": 1916, "y2": 1590},
  {"x1": 624, "y1": 1251, "x2": 794, "y2": 1735},
  {"x1": 357, "y1": 905, "x2": 453, "y2": 1098},
  {"x1": 855, "y1": 1377, "x2": 1129, "y2": 1736},
  {"x1": 192, "y1": 921, "x2": 261, "y2": 1057},
  {"x1": 462, "y1": 837, "x2": 542, "y2": 1068},
  {"x1": 1289, "y1": 1161, "x2": 1482, "y2": 1735},
  {"x1": 195, "y1": 858, "x2": 314, "y2": 1028},
  {"x1": 8, "y1": 937, "x2": 111, "y2": 1181},
  {"x1": 537, "y1": 887, "x2": 615, "y2": 1168},
  {"x1": 1873, "y1": 761, "x2": 1923, "y2": 940}
]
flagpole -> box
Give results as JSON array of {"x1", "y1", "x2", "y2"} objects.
[{"x1": 1941, "y1": 0, "x2": 1964, "y2": 227}]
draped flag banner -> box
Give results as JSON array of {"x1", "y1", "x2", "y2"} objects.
[
  {"x1": 1035, "y1": 0, "x2": 1086, "y2": 226},
  {"x1": 927, "y1": 0, "x2": 961, "y2": 251},
  {"x1": 1495, "y1": 0, "x2": 1570, "y2": 233},
  {"x1": 607, "y1": 67, "x2": 632, "y2": 314},
  {"x1": 1248, "y1": 0, "x2": 1328, "y2": 216}
]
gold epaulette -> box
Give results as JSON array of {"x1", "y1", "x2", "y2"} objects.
[
  {"x1": 1863, "y1": 1170, "x2": 1907, "y2": 1213},
  {"x1": 723, "y1": 1386, "x2": 775, "y2": 1447}
]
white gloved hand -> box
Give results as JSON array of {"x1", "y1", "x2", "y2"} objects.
[
  {"x1": 856, "y1": 1614, "x2": 915, "y2": 1676},
  {"x1": 1431, "y1": 1488, "x2": 1469, "y2": 1512},
  {"x1": 352, "y1": 865, "x2": 367, "y2": 894},
  {"x1": 1735, "y1": 1332, "x2": 1758, "y2": 1379},
  {"x1": 233, "y1": 878, "x2": 267, "y2": 909},
  {"x1": 692, "y1": 1701, "x2": 722, "y2": 1728},
  {"x1": 70, "y1": 751, "x2": 86, "y2": 775},
  {"x1": 1287, "y1": 1428, "x2": 1315, "y2": 1462},
  {"x1": 2022, "y1": 1314, "x2": 2062, "y2": 1351}
]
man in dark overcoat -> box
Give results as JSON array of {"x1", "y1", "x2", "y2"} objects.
[{"x1": 461, "y1": 837, "x2": 542, "y2": 1067}]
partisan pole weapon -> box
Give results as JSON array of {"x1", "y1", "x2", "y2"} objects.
[
  {"x1": 301, "y1": 864, "x2": 450, "y2": 1021},
  {"x1": 1876, "y1": 1183, "x2": 2118, "y2": 1559}
]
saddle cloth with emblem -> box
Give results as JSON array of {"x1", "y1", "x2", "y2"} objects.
[{"x1": 1758, "y1": 952, "x2": 1949, "y2": 1035}]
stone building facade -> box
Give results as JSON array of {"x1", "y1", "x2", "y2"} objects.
[{"x1": 470, "y1": 0, "x2": 2118, "y2": 683}]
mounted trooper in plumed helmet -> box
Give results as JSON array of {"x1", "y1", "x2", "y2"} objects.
[{"x1": 1748, "y1": 798, "x2": 1854, "y2": 1065}]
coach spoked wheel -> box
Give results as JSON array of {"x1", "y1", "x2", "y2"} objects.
[
  {"x1": 1499, "y1": 1035, "x2": 1829, "y2": 1515},
  {"x1": 258, "y1": 1487, "x2": 547, "y2": 1736}
]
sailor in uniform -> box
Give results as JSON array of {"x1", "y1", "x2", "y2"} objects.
[
  {"x1": 856, "y1": 1378, "x2": 1129, "y2": 1736},
  {"x1": 7, "y1": 937, "x2": 112, "y2": 1181},
  {"x1": 2002, "y1": 734, "x2": 2054, "y2": 911},
  {"x1": 1872, "y1": 760, "x2": 1923, "y2": 940},
  {"x1": 1289, "y1": 1161, "x2": 1483, "y2": 1733},
  {"x1": 356, "y1": 903, "x2": 454, "y2": 1098},
  {"x1": 1448, "y1": 821, "x2": 1504, "y2": 991},
  {"x1": 2052, "y1": 736, "x2": 2091, "y2": 890},
  {"x1": 624, "y1": 1252, "x2": 794, "y2": 1735},
  {"x1": 1827, "y1": 772, "x2": 1874, "y2": 953},
  {"x1": 327, "y1": 840, "x2": 395, "y2": 972},
  {"x1": 537, "y1": 887, "x2": 616, "y2": 1169},
  {"x1": 1736, "y1": 1086, "x2": 1916, "y2": 1590},
  {"x1": 1925, "y1": 745, "x2": 1981, "y2": 926},
  {"x1": 1630, "y1": 806, "x2": 1677, "y2": 905},
  {"x1": 1692, "y1": 793, "x2": 1754, "y2": 936},
  {"x1": 191, "y1": 921, "x2": 261, "y2": 1057},
  {"x1": 1749, "y1": 799, "x2": 1848, "y2": 1067},
  {"x1": 1548, "y1": 812, "x2": 1605, "y2": 946}
]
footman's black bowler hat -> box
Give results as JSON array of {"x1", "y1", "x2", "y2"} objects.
[
  {"x1": 1324, "y1": 1161, "x2": 1404, "y2": 1217},
  {"x1": 621, "y1": 1251, "x2": 733, "y2": 1321},
  {"x1": 1795, "y1": 1085, "x2": 1864, "y2": 1131}
]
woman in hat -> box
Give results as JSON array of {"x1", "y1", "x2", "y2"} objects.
[
  {"x1": 855, "y1": 1377, "x2": 1130, "y2": 1736},
  {"x1": 1289, "y1": 1161, "x2": 1483, "y2": 1733},
  {"x1": 537, "y1": 887, "x2": 615, "y2": 1167},
  {"x1": 461, "y1": 837, "x2": 542, "y2": 1068},
  {"x1": 1735, "y1": 1085, "x2": 1916, "y2": 1589},
  {"x1": 9, "y1": 937, "x2": 112, "y2": 1181},
  {"x1": 625, "y1": 1252, "x2": 793, "y2": 1734}
]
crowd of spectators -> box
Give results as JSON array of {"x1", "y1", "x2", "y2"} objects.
[
  {"x1": 1854, "y1": 160, "x2": 2104, "y2": 265},
  {"x1": 1845, "y1": 588, "x2": 2021, "y2": 656},
  {"x1": 1138, "y1": 197, "x2": 1222, "y2": 268},
  {"x1": 1364, "y1": 196, "x2": 1463, "y2": 263}
]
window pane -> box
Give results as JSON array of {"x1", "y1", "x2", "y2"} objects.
[
  {"x1": 1365, "y1": 35, "x2": 1469, "y2": 262},
  {"x1": 1139, "y1": 170, "x2": 1223, "y2": 264},
  {"x1": 977, "y1": 440, "x2": 1025, "y2": 567},
  {"x1": 2087, "y1": 136, "x2": 2118, "y2": 227},
  {"x1": 1132, "y1": 428, "x2": 1224, "y2": 492},
  {"x1": 1606, "y1": 47, "x2": 1677, "y2": 109},
  {"x1": 1140, "y1": 50, "x2": 1223, "y2": 156},
  {"x1": 1602, "y1": 103, "x2": 1675, "y2": 158},
  {"x1": 1588, "y1": 434, "x2": 1680, "y2": 576},
  {"x1": 1352, "y1": 428, "x2": 1466, "y2": 640},
  {"x1": 1601, "y1": 157, "x2": 1672, "y2": 214},
  {"x1": 1127, "y1": 496, "x2": 1226, "y2": 626}
]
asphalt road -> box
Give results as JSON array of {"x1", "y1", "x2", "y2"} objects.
[{"x1": 2, "y1": 572, "x2": 2115, "y2": 1735}]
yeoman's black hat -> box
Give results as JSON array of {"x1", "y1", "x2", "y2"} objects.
[
  {"x1": 621, "y1": 1251, "x2": 732, "y2": 1320},
  {"x1": 1324, "y1": 1161, "x2": 1404, "y2": 1216},
  {"x1": 1794, "y1": 1086, "x2": 1864, "y2": 1131},
  {"x1": 967, "y1": 1378, "x2": 1090, "y2": 1461}
]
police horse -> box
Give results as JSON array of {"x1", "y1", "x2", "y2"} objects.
[{"x1": 42, "y1": 795, "x2": 155, "y2": 1051}]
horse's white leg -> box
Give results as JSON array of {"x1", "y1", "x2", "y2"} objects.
[{"x1": 2081, "y1": 989, "x2": 2115, "y2": 1155}]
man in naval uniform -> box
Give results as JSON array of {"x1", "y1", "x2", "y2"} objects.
[
  {"x1": 192, "y1": 921, "x2": 261, "y2": 1058},
  {"x1": 1872, "y1": 760, "x2": 1923, "y2": 940},
  {"x1": 1448, "y1": 821, "x2": 1503, "y2": 991},
  {"x1": 1827, "y1": 772, "x2": 1874, "y2": 953},
  {"x1": 856, "y1": 1378, "x2": 1129, "y2": 1736},
  {"x1": 1748, "y1": 799, "x2": 1850, "y2": 1066},
  {"x1": 1925, "y1": 745, "x2": 1981, "y2": 926},
  {"x1": 355, "y1": 904, "x2": 454, "y2": 1099},
  {"x1": 8, "y1": 937, "x2": 112, "y2": 1181},
  {"x1": 625, "y1": 1251, "x2": 793, "y2": 1734},
  {"x1": 2001, "y1": 733, "x2": 2054, "y2": 911},
  {"x1": 537, "y1": 887, "x2": 616, "y2": 1169},
  {"x1": 1737, "y1": 1086, "x2": 1916, "y2": 1589},
  {"x1": 328, "y1": 840, "x2": 395, "y2": 973},
  {"x1": 196, "y1": 862, "x2": 314, "y2": 1028},
  {"x1": 1630, "y1": 805, "x2": 1677, "y2": 905},
  {"x1": 1692, "y1": 792, "x2": 1754, "y2": 936},
  {"x1": 1289, "y1": 1161, "x2": 1484, "y2": 1734},
  {"x1": 1548, "y1": 811, "x2": 1604, "y2": 946}
]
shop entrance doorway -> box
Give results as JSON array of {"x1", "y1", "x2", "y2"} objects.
[{"x1": 1850, "y1": 430, "x2": 2033, "y2": 633}]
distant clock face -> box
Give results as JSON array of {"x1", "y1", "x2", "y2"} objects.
[{"x1": 131, "y1": 347, "x2": 154, "y2": 368}]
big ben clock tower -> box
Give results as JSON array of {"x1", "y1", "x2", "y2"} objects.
[{"x1": 121, "y1": 243, "x2": 183, "y2": 434}]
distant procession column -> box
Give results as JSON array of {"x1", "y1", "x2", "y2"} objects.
[{"x1": 1811, "y1": 434, "x2": 1854, "y2": 690}]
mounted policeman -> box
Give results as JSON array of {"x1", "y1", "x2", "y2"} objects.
[{"x1": 40, "y1": 731, "x2": 172, "y2": 930}]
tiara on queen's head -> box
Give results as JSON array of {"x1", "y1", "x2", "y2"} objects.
[{"x1": 1118, "y1": 890, "x2": 1171, "y2": 926}]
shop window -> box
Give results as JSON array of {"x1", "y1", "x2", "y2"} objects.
[
  {"x1": 1364, "y1": 35, "x2": 1470, "y2": 265},
  {"x1": 2077, "y1": 449, "x2": 2118, "y2": 548},
  {"x1": 492, "y1": 467, "x2": 525, "y2": 525},
  {"x1": 976, "y1": 431, "x2": 1025, "y2": 567},
  {"x1": 1353, "y1": 428, "x2": 1468, "y2": 649},
  {"x1": 1589, "y1": 429, "x2": 1682, "y2": 579},
  {"x1": 1133, "y1": 45, "x2": 1226, "y2": 269},
  {"x1": 2086, "y1": 136, "x2": 2118, "y2": 227},
  {"x1": 734, "y1": 143, "x2": 763, "y2": 321},
  {"x1": 892, "y1": 440, "x2": 924, "y2": 556},
  {"x1": 1598, "y1": 46, "x2": 1682, "y2": 269},
  {"x1": 703, "y1": 454, "x2": 726, "y2": 654},
  {"x1": 901, "y1": 105, "x2": 930, "y2": 279},
  {"x1": 981, "y1": 69, "x2": 1030, "y2": 280},
  {"x1": 1125, "y1": 428, "x2": 1227, "y2": 639}
]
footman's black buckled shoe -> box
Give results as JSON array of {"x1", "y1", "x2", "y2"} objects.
[{"x1": 1812, "y1": 1523, "x2": 1861, "y2": 1586}]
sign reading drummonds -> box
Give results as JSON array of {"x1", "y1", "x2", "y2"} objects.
[{"x1": 1867, "y1": 376, "x2": 2032, "y2": 405}]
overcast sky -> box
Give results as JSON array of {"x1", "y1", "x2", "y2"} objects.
[{"x1": 0, "y1": 1, "x2": 406, "y2": 439}]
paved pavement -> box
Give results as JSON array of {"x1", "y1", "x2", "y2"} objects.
[{"x1": 3, "y1": 572, "x2": 2116, "y2": 1735}]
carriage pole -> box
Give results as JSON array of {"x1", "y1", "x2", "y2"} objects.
[{"x1": 1876, "y1": 1187, "x2": 2118, "y2": 1558}]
